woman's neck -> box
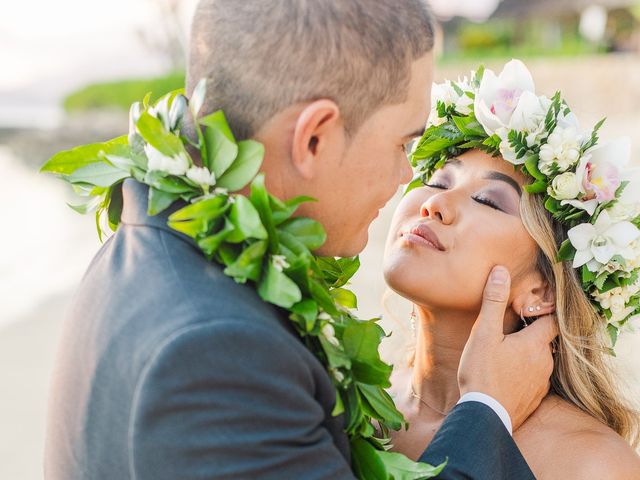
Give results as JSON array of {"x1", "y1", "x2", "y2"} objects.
[
  {"x1": 410, "y1": 306, "x2": 477, "y2": 415},
  {"x1": 410, "y1": 304, "x2": 521, "y2": 415}
]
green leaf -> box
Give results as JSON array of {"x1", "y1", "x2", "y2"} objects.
[
  {"x1": 404, "y1": 177, "x2": 424, "y2": 195},
  {"x1": 229, "y1": 195, "x2": 268, "y2": 240},
  {"x1": 331, "y1": 287, "x2": 358, "y2": 309},
  {"x1": 68, "y1": 196, "x2": 102, "y2": 215},
  {"x1": 197, "y1": 219, "x2": 236, "y2": 256},
  {"x1": 144, "y1": 170, "x2": 194, "y2": 194},
  {"x1": 280, "y1": 217, "x2": 327, "y2": 251},
  {"x1": 291, "y1": 299, "x2": 319, "y2": 331},
  {"x1": 250, "y1": 174, "x2": 278, "y2": 252},
  {"x1": 107, "y1": 182, "x2": 124, "y2": 229},
  {"x1": 216, "y1": 140, "x2": 264, "y2": 191},
  {"x1": 351, "y1": 438, "x2": 388, "y2": 480},
  {"x1": 169, "y1": 196, "x2": 228, "y2": 222},
  {"x1": 524, "y1": 180, "x2": 547, "y2": 194},
  {"x1": 377, "y1": 450, "x2": 447, "y2": 479},
  {"x1": 200, "y1": 111, "x2": 239, "y2": 177},
  {"x1": 582, "y1": 265, "x2": 597, "y2": 284},
  {"x1": 258, "y1": 262, "x2": 302, "y2": 308},
  {"x1": 524, "y1": 154, "x2": 545, "y2": 181},
  {"x1": 148, "y1": 188, "x2": 180, "y2": 217},
  {"x1": 316, "y1": 257, "x2": 361, "y2": 288},
  {"x1": 136, "y1": 112, "x2": 186, "y2": 158},
  {"x1": 343, "y1": 321, "x2": 392, "y2": 387},
  {"x1": 544, "y1": 196, "x2": 560, "y2": 213},
  {"x1": 67, "y1": 161, "x2": 131, "y2": 187},
  {"x1": 557, "y1": 239, "x2": 576, "y2": 262},
  {"x1": 594, "y1": 272, "x2": 609, "y2": 290},
  {"x1": 40, "y1": 135, "x2": 128, "y2": 175},
  {"x1": 271, "y1": 195, "x2": 316, "y2": 225},
  {"x1": 332, "y1": 390, "x2": 345, "y2": 417},
  {"x1": 358, "y1": 383, "x2": 405, "y2": 430},
  {"x1": 607, "y1": 323, "x2": 619, "y2": 348},
  {"x1": 223, "y1": 240, "x2": 268, "y2": 283}
]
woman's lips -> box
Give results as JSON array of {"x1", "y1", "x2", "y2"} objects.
[{"x1": 400, "y1": 223, "x2": 446, "y2": 251}]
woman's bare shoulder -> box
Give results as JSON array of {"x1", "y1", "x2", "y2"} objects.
[{"x1": 516, "y1": 395, "x2": 640, "y2": 479}]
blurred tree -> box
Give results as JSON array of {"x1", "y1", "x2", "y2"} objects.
[{"x1": 136, "y1": 0, "x2": 189, "y2": 72}]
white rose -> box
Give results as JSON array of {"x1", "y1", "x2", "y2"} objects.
[
  {"x1": 610, "y1": 294, "x2": 626, "y2": 315},
  {"x1": 538, "y1": 126, "x2": 581, "y2": 175},
  {"x1": 549, "y1": 172, "x2": 581, "y2": 200},
  {"x1": 186, "y1": 166, "x2": 216, "y2": 186}
]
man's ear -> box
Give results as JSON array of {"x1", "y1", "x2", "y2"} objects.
[
  {"x1": 291, "y1": 99, "x2": 343, "y2": 179},
  {"x1": 511, "y1": 271, "x2": 555, "y2": 322}
]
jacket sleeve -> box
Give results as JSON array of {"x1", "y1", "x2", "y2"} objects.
[
  {"x1": 128, "y1": 319, "x2": 356, "y2": 480},
  {"x1": 418, "y1": 401, "x2": 535, "y2": 480}
]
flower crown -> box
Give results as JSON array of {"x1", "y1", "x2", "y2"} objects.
[{"x1": 410, "y1": 59, "x2": 640, "y2": 347}]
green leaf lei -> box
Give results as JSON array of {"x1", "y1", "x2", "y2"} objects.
[{"x1": 41, "y1": 81, "x2": 446, "y2": 479}]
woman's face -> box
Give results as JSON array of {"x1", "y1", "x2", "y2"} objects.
[{"x1": 384, "y1": 149, "x2": 540, "y2": 314}]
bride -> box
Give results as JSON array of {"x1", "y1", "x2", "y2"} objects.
[{"x1": 383, "y1": 60, "x2": 640, "y2": 478}]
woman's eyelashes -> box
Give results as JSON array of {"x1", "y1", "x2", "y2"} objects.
[
  {"x1": 472, "y1": 195, "x2": 503, "y2": 212},
  {"x1": 424, "y1": 182, "x2": 505, "y2": 212}
]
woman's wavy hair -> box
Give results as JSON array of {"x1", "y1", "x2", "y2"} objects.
[{"x1": 520, "y1": 185, "x2": 640, "y2": 448}]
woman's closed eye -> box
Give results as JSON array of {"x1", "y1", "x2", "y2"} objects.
[
  {"x1": 425, "y1": 182, "x2": 506, "y2": 213},
  {"x1": 472, "y1": 195, "x2": 504, "y2": 212}
]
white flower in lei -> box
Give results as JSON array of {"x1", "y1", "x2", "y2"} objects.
[
  {"x1": 186, "y1": 166, "x2": 216, "y2": 187},
  {"x1": 145, "y1": 144, "x2": 190, "y2": 176},
  {"x1": 568, "y1": 210, "x2": 640, "y2": 272}
]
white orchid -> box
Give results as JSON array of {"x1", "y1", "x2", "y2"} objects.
[
  {"x1": 561, "y1": 137, "x2": 631, "y2": 215},
  {"x1": 474, "y1": 60, "x2": 552, "y2": 165},
  {"x1": 568, "y1": 210, "x2": 640, "y2": 272},
  {"x1": 145, "y1": 144, "x2": 190, "y2": 176},
  {"x1": 474, "y1": 59, "x2": 536, "y2": 136},
  {"x1": 186, "y1": 166, "x2": 216, "y2": 188}
]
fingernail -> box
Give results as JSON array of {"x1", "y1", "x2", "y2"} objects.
[{"x1": 490, "y1": 266, "x2": 509, "y2": 284}]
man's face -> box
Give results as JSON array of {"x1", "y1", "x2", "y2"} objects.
[{"x1": 308, "y1": 53, "x2": 434, "y2": 257}]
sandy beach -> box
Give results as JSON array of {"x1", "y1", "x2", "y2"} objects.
[{"x1": 2, "y1": 54, "x2": 640, "y2": 478}]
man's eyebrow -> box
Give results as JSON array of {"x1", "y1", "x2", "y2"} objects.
[{"x1": 484, "y1": 171, "x2": 522, "y2": 196}]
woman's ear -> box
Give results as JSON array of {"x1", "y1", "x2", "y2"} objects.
[
  {"x1": 290, "y1": 99, "x2": 344, "y2": 179},
  {"x1": 511, "y1": 271, "x2": 555, "y2": 324}
]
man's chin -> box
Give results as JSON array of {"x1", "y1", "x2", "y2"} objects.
[{"x1": 315, "y1": 230, "x2": 369, "y2": 258}]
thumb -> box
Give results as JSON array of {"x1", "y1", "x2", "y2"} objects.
[{"x1": 474, "y1": 266, "x2": 511, "y2": 337}]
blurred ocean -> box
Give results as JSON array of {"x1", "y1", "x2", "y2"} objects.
[{"x1": 0, "y1": 146, "x2": 99, "y2": 329}]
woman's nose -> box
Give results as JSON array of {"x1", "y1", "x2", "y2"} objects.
[{"x1": 420, "y1": 194, "x2": 453, "y2": 224}]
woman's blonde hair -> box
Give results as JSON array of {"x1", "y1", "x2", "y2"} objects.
[{"x1": 520, "y1": 189, "x2": 640, "y2": 448}]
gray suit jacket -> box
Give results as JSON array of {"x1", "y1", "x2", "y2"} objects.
[{"x1": 45, "y1": 179, "x2": 534, "y2": 479}]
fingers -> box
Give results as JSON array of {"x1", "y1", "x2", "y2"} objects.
[
  {"x1": 474, "y1": 266, "x2": 511, "y2": 337},
  {"x1": 520, "y1": 314, "x2": 559, "y2": 344}
]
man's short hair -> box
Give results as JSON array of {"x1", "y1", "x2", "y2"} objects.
[{"x1": 187, "y1": 0, "x2": 435, "y2": 140}]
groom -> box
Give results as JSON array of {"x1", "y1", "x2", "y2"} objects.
[{"x1": 45, "y1": 0, "x2": 558, "y2": 478}]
